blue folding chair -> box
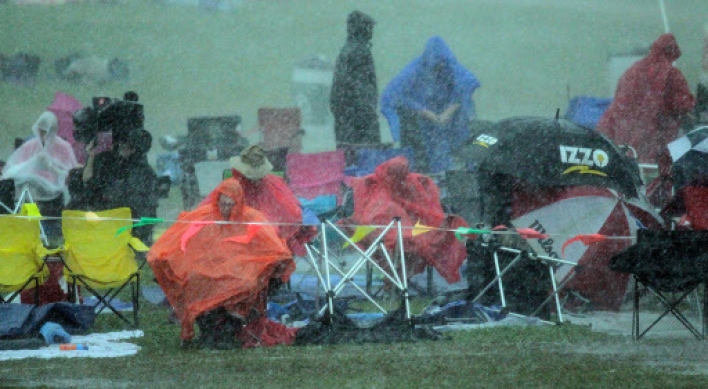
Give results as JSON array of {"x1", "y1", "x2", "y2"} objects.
[{"x1": 345, "y1": 147, "x2": 416, "y2": 177}]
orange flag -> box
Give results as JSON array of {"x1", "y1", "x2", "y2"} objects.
[
  {"x1": 515, "y1": 228, "x2": 549, "y2": 240},
  {"x1": 561, "y1": 233, "x2": 608, "y2": 257}
]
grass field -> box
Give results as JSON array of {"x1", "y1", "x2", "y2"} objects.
[{"x1": 2, "y1": 300, "x2": 708, "y2": 388}]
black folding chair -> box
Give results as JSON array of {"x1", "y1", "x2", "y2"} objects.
[{"x1": 610, "y1": 230, "x2": 708, "y2": 340}]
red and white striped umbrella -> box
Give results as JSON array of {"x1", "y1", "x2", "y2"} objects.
[{"x1": 511, "y1": 185, "x2": 663, "y2": 311}]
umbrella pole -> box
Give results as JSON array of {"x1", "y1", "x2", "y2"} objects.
[{"x1": 658, "y1": 0, "x2": 670, "y2": 33}]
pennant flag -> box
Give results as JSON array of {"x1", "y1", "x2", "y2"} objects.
[
  {"x1": 21, "y1": 203, "x2": 42, "y2": 217},
  {"x1": 180, "y1": 222, "x2": 211, "y2": 251},
  {"x1": 561, "y1": 233, "x2": 608, "y2": 257},
  {"x1": 224, "y1": 224, "x2": 261, "y2": 244},
  {"x1": 412, "y1": 220, "x2": 434, "y2": 236},
  {"x1": 343, "y1": 225, "x2": 376, "y2": 248},
  {"x1": 116, "y1": 217, "x2": 165, "y2": 236},
  {"x1": 515, "y1": 228, "x2": 549, "y2": 240},
  {"x1": 454, "y1": 227, "x2": 491, "y2": 241}
]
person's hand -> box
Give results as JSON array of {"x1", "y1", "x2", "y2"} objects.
[
  {"x1": 438, "y1": 104, "x2": 460, "y2": 124},
  {"x1": 85, "y1": 139, "x2": 97, "y2": 158},
  {"x1": 420, "y1": 109, "x2": 440, "y2": 124}
]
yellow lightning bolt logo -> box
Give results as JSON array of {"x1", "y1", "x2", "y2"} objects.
[{"x1": 561, "y1": 165, "x2": 608, "y2": 176}]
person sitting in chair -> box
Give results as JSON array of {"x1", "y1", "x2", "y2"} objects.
[
  {"x1": 1, "y1": 111, "x2": 79, "y2": 242},
  {"x1": 340, "y1": 156, "x2": 468, "y2": 287},
  {"x1": 148, "y1": 179, "x2": 297, "y2": 349},
  {"x1": 68, "y1": 128, "x2": 158, "y2": 244},
  {"x1": 201, "y1": 145, "x2": 316, "y2": 255}
]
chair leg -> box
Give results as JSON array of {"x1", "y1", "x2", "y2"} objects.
[
  {"x1": 133, "y1": 272, "x2": 140, "y2": 328},
  {"x1": 76, "y1": 274, "x2": 140, "y2": 328},
  {"x1": 635, "y1": 278, "x2": 704, "y2": 340},
  {"x1": 633, "y1": 277, "x2": 639, "y2": 340},
  {"x1": 33, "y1": 277, "x2": 40, "y2": 306},
  {"x1": 703, "y1": 282, "x2": 707, "y2": 340}
]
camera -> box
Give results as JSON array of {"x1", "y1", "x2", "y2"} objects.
[{"x1": 72, "y1": 91, "x2": 144, "y2": 144}]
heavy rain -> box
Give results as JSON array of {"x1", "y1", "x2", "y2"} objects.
[{"x1": 1, "y1": 1, "x2": 708, "y2": 387}]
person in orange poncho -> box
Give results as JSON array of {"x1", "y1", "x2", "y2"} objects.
[
  {"x1": 148, "y1": 179, "x2": 296, "y2": 349},
  {"x1": 201, "y1": 145, "x2": 316, "y2": 256},
  {"x1": 341, "y1": 156, "x2": 468, "y2": 285}
]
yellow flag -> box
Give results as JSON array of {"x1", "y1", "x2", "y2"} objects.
[
  {"x1": 21, "y1": 203, "x2": 42, "y2": 217},
  {"x1": 343, "y1": 225, "x2": 376, "y2": 248},
  {"x1": 412, "y1": 220, "x2": 434, "y2": 237}
]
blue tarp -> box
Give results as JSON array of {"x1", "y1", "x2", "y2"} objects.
[
  {"x1": 564, "y1": 96, "x2": 613, "y2": 129},
  {"x1": 0, "y1": 303, "x2": 95, "y2": 339}
]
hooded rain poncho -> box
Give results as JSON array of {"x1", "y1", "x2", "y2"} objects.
[
  {"x1": 1, "y1": 111, "x2": 79, "y2": 203},
  {"x1": 148, "y1": 180, "x2": 294, "y2": 341}
]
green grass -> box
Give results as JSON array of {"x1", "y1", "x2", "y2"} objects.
[{"x1": 2, "y1": 297, "x2": 708, "y2": 388}]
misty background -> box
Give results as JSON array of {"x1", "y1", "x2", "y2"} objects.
[{"x1": 1, "y1": 0, "x2": 706, "y2": 162}]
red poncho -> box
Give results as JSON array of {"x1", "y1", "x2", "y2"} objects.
[
  {"x1": 343, "y1": 156, "x2": 468, "y2": 283},
  {"x1": 201, "y1": 170, "x2": 315, "y2": 255},
  {"x1": 597, "y1": 33, "x2": 695, "y2": 164},
  {"x1": 149, "y1": 180, "x2": 294, "y2": 341}
]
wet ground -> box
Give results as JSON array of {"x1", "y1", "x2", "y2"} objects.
[{"x1": 565, "y1": 301, "x2": 708, "y2": 376}]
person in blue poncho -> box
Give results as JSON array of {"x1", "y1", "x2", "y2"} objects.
[{"x1": 381, "y1": 36, "x2": 480, "y2": 173}]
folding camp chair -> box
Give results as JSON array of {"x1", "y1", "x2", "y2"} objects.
[
  {"x1": 466, "y1": 236, "x2": 579, "y2": 323},
  {"x1": 303, "y1": 218, "x2": 414, "y2": 323},
  {"x1": 61, "y1": 208, "x2": 149, "y2": 327},
  {"x1": 258, "y1": 107, "x2": 304, "y2": 159},
  {"x1": 610, "y1": 230, "x2": 708, "y2": 340},
  {"x1": 286, "y1": 150, "x2": 347, "y2": 206},
  {"x1": 0, "y1": 179, "x2": 14, "y2": 215},
  {"x1": 0, "y1": 180, "x2": 52, "y2": 246},
  {"x1": 0, "y1": 215, "x2": 57, "y2": 305}
]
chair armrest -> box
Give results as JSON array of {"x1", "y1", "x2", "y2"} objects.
[{"x1": 129, "y1": 237, "x2": 150, "y2": 252}]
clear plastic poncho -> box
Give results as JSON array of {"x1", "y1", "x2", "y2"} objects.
[{"x1": 1, "y1": 111, "x2": 79, "y2": 203}]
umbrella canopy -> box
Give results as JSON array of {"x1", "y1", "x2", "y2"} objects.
[
  {"x1": 668, "y1": 125, "x2": 708, "y2": 191},
  {"x1": 459, "y1": 116, "x2": 643, "y2": 197},
  {"x1": 511, "y1": 185, "x2": 663, "y2": 311}
]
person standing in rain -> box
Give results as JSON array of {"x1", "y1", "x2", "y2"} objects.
[
  {"x1": 381, "y1": 36, "x2": 480, "y2": 174},
  {"x1": 596, "y1": 33, "x2": 695, "y2": 206},
  {"x1": 330, "y1": 10, "x2": 381, "y2": 146},
  {"x1": 69, "y1": 128, "x2": 158, "y2": 244}
]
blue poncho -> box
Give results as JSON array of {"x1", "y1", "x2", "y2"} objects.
[{"x1": 381, "y1": 36, "x2": 480, "y2": 172}]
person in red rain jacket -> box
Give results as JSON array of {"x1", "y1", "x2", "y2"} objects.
[{"x1": 597, "y1": 33, "x2": 695, "y2": 207}]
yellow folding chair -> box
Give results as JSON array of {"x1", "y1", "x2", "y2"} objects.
[
  {"x1": 61, "y1": 208, "x2": 149, "y2": 327},
  {"x1": 0, "y1": 215, "x2": 56, "y2": 305}
]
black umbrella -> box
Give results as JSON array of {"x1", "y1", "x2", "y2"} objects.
[
  {"x1": 458, "y1": 116, "x2": 643, "y2": 197},
  {"x1": 668, "y1": 125, "x2": 708, "y2": 191}
]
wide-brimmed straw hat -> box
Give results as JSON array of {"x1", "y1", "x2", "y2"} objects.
[{"x1": 229, "y1": 145, "x2": 273, "y2": 180}]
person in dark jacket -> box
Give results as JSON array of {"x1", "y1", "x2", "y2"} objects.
[
  {"x1": 330, "y1": 10, "x2": 381, "y2": 146},
  {"x1": 69, "y1": 128, "x2": 157, "y2": 244}
]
